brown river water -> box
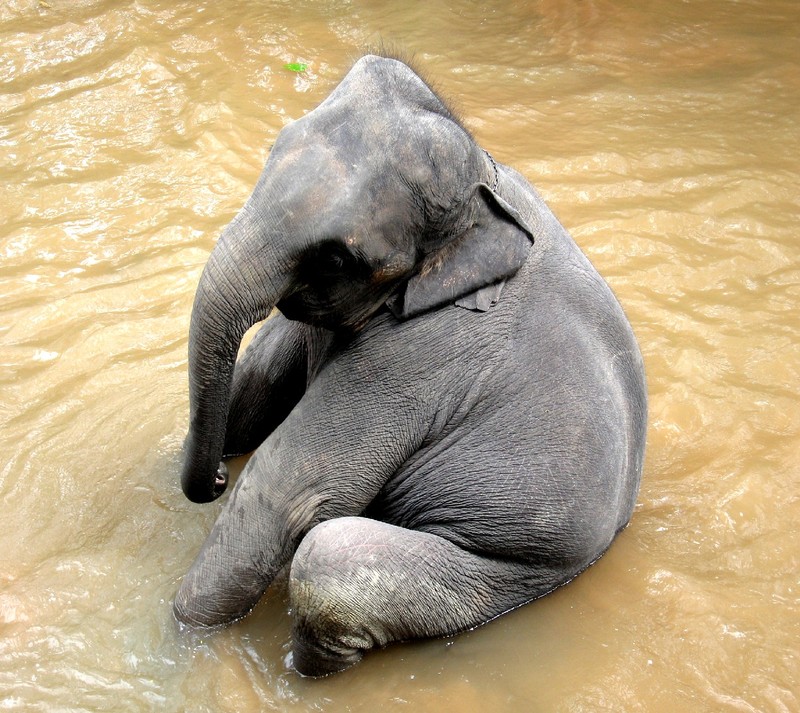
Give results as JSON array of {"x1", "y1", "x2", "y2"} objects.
[{"x1": 1, "y1": 1, "x2": 798, "y2": 711}]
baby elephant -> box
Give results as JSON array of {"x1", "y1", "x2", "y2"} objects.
[{"x1": 174, "y1": 54, "x2": 647, "y2": 676}]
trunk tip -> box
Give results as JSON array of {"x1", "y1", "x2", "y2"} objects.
[{"x1": 181, "y1": 459, "x2": 229, "y2": 504}]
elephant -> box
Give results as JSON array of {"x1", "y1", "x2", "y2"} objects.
[{"x1": 173, "y1": 54, "x2": 647, "y2": 677}]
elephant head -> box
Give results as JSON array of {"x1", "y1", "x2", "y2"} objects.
[{"x1": 181, "y1": 55, "x2": 533, "y2": 503}]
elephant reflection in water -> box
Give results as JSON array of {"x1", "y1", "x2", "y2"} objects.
[{"x1": 174, "y1": 54, "x2": 647, "y2": 677}]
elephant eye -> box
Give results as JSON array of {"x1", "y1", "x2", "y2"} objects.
[
  {"x1": 308, "y1": 240, "x2": 372, "y2": 281},
  {"x1": 312, "y1": 242, "x2": 352, "y2": 274},
  {"x1": 314, "y1": 249, "x2": 344, "y2": 276},
  {"x1": 327, "y1": 252, "x2": 345, "y2": 269}
]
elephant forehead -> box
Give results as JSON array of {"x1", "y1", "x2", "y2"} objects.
[
  {"x1": 271, "y1": 116, "x2": 391, "y2": 189},
  {"x1": 257, "y1": 138, "x2": 348, "y2": 214},
  {"x1": 293, "y1": 105, "x2": 415, "y2": 161},
  {"x1": 266, "y1": 121, "x2": 414, "y2": 216}
]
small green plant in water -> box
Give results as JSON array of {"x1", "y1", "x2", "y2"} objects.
[{"x1": 284, "y1": 63, "x2": 308, "y2": 73}]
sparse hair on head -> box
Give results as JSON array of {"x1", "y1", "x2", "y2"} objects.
[{"x1": 351, "y1": 42, "x2": 471, "y2": 137}]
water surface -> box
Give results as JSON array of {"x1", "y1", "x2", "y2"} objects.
[{"x1": 1, "y1": 1, "x2": 798, "y2": 710}]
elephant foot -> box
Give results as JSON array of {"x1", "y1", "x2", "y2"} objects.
[
  {"x1": 173, "y1": 542, "x2": 264, "y2": 629},
  {"x1": 290, "y1": 630, "x2": 364, "y2": 678},
  {"x1": 172, "y1": 588, "x2": 251, "y2": 629}
]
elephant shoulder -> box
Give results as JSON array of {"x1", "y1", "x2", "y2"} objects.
[{"x1": 328, "y1": 304, "x2": 512, "y2": 407}]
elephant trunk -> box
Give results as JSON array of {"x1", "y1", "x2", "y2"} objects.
[{"x1": 181, "y1": 210, "x2": 290, "y2": 503}]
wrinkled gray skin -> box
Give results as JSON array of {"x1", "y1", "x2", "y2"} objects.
[{"x1": 174, "y1": 55, "x2": 647, "y2": 677}]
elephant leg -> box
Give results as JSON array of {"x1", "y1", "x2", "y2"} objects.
[
  {"x1": 288, "y1": 517, "x2": 571, "y2": 677},
  {"x1": 173, "y1": 467, "x2": 287, "y2": 628},
  {"x1": 223, "y1": 315, "x2": 310, "y2": 457}
]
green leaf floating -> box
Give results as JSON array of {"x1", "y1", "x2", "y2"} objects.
[{"x1": 284, "y1": 62, "x2": 308, "y2": 73}]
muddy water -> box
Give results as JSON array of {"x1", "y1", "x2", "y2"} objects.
[{"x1": 1, "y1": 0, "x2": 798, "y2": 710}]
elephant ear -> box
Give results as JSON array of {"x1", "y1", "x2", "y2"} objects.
[{"x1": 388, "y1": 183, "x2": 534, "y2": 319}]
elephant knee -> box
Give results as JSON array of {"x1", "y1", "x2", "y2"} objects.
[
  {"x1": 173, "y1": 576, "x2": 235, "y2": 628},
  {"x1": 288, "y1": 518, "x2": 382, "y2": 676},
  {"x1": 173, "y1": 560, "x2": 263, "y2": 629},
  {"x1": 173, "y1": 578, "x2": 219, "y2": 628}
]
